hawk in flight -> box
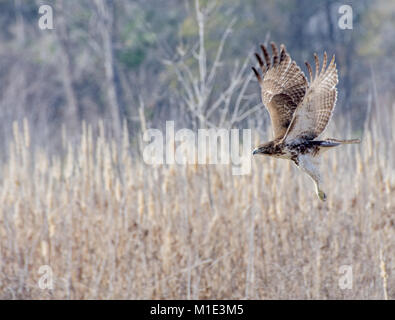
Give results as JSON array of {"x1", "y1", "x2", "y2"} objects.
[{"x1": 252, "y1": 42, "x2": 360, "y2": 201}]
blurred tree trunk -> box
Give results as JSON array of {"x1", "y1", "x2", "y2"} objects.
[
  {"x1": 94, "y1": 0, "x2": 121, "y2": 139},
  {"x1": 325, "y1": 0, "x2": 335, "y2": 44},
  {"x1": 55, "y1": 1, "x2": 79, "y2": 130},
  {"x1": 14, "y1": 0, "x2": 26, "y2": 119}
]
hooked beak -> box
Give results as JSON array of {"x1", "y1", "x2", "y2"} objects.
[{"x1": 252, "y1": 148, "x2": 259, "y2": 155}]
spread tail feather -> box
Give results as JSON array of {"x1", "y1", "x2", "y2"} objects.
[
  {"x1": 310, "y1": 138, "x2": 361, "y2": 148},
  {"x1": 326, "y1": 138, "x2": 361, "y2": 144}
]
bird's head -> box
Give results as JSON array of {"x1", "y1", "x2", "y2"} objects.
[{"x1": 252, "y1": 141, "x2": 276, "y2": 156}]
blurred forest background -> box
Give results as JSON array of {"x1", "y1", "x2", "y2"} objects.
[
  {"x1": 0, "y1": 0, "x2": 394, "y2": 300},
  {"x1": 0, "y1": 0, "x2": 394, "y2": 147}
]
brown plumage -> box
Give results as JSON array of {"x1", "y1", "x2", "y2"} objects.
[
  {"x1": 282, "y1": 52, "x2": 338, "y2": 142},
  {"x1": 252, "y1": 42, "x2": 308, "y2": 140},
  {"x1": 252, "y1": 42, "x2": 360, "y2": 201}
]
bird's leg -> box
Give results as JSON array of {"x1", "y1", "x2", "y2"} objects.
[{"x1": 297, "y1": 155, "x2": 326, "y2": 201}]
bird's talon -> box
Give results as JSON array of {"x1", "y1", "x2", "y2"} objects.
[{"x1": 318, "y1": 190, "x2": 327, "y2": 201}]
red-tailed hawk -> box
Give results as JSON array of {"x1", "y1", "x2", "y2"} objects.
[{"x1": 252, "y1": 42, "x2": 360, "y2": 201}]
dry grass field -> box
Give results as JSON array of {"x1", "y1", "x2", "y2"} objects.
[{"x1": 0, "y1": 108, "x2": 394, "y2": 299}]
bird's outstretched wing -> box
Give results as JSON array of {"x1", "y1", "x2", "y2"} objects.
[
  {"x1": 252, "y1": 42, "x2": 308, "y2": 140},
  {"x1": 282, "y1": 52, "x2": 338, "y2": 142}
]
